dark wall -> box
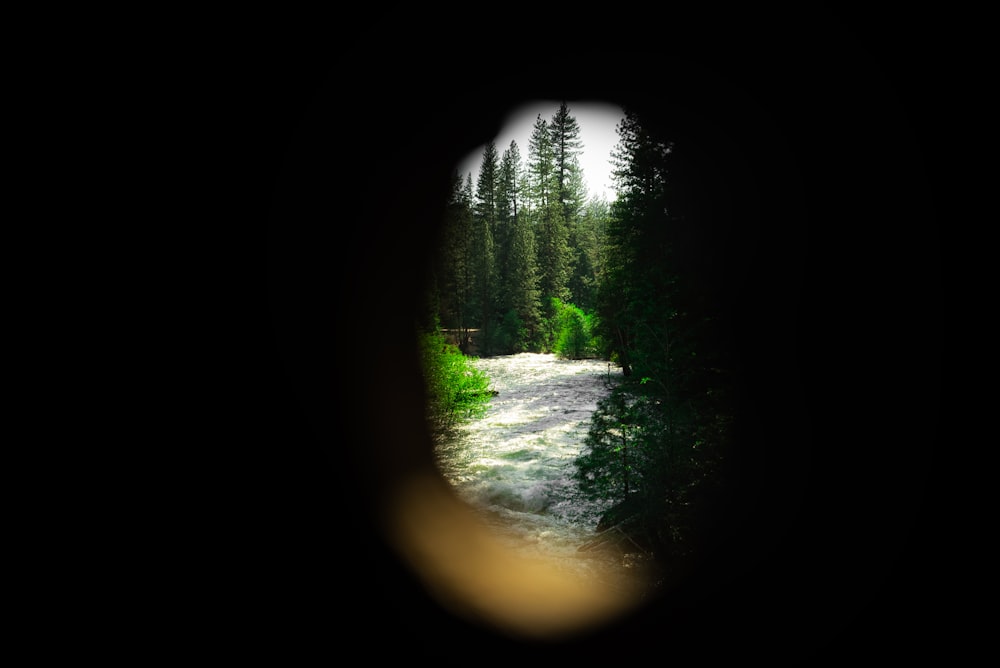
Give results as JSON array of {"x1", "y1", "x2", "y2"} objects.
[{"x1": 259, "y1": 6, "x2": 944, "y2": 662}]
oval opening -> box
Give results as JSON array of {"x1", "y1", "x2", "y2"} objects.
[{"x1": 386, "y1": 99, "x2": 736, "y2": 641}]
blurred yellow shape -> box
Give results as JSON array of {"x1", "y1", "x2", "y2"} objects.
[{"x1": 385, "y1": 471, "x2": 638, "y2": 640}]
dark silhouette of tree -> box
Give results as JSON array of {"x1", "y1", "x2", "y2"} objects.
[
  {"x1": 576, "y1": 108, "x2": 732, "y2": 585},
  {"x1": 430, "y1": 171, "x2": 475, "y2": 339},
  {"x1": 472, "y1": 141, "x2": 499, "y2": 354},
  {"x1": 496, "y1": 140, "x2": 541, "y2": 352}
]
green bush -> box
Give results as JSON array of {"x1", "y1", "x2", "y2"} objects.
[
  {"x1": 551, "y1": 298, "x2": 598, "y2": 359},
  {"x1": 418, "y1": 329, "x2": 493, "y2": 433}
]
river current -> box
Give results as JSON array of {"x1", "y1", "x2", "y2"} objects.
[{"x1": 433, "y1": 352, "x2": 636, "y2": 589}]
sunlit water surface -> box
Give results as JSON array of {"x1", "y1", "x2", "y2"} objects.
[{"x1": 434, "y1": 352, "x2": 642, "y2": 592}]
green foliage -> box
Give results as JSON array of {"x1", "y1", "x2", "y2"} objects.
[
  {"x1": 429, "y1": 171, "x2": 475, "y2": 332},
  {"x1": 529, "y1": 111, "x2": 574, "y2": 313},
  {"x1": 495, "y1": 140, "x2": 542, "y2": 354},
  {"x1": 429, "y1": 105, "x2": 594, "y2": 354},
  {"x1": 550, "y1": 102, "x2": 586, "y2": 223},
  {"x1": 573, "y1": 109, "x2": 732, "y2": 573},
  {"x1": 575, "y1": 378, "x2": 722, "y2": 562},
  {"x1": 418, "y1": 329, "x2": 493, "y2": 434},
  {"x1": 550, "y1": 298, "x2": 598, "y2": 359},
  {"x1": 497, "y1": 308, "x2": 529, "y2": 354},
  {"x1": 574, "y1": 390, "x2": 648, "y2": 502}
]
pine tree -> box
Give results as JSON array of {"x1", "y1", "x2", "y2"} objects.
[
  {"x1": 528, "y1": 113, "x2": 570, "y2": 348},
  {"x1": 434, "y1": 170, "x2": 475, "y2": 336},
  {"x1": 577, "y1": 108, "x2": 730, "y2": 573},
  {"x1": 495, "y1": 141, "x2": 520, "y2": 318},
  {"x1": 495, "y1": 140, "x2": 541, "y2": 352},
  {"x1": 568, "y1": 197, "x2": 611, "y2": 313},
  {"x1": 549, "y1": 102, "x2": 594, "y2": 318},
  {"x1": 472, "y1": 141, "x2": 499, "y2": 354},
  {"x1": 550, "y1": 101, "x2": 587, "y2": 224},
  {"x1": 595, "y1": 110, "x2": 674, "y2": 375},
  {"x1": 476, "y1": 140, "x2": 501, "y2": 239}
]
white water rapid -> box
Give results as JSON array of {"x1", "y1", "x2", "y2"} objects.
[{"x1": 433, "y1": 352, "x2": 638, "y2": 591}]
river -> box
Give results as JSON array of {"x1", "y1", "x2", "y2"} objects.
[{"x1": 433, "y1": 352, "x2": 640, "y2": 591}]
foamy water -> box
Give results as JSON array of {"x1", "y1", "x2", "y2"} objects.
[{"x1": 433, "y1": 353, "x2": 630, "y2": 583}]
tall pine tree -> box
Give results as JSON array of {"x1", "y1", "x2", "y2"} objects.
[
  {"x1": 576, "y1": 109, "x2": 730, "y2": 582},
  {"x1": 433, "y1": 170, "x2": 475, "y2": 337},
  {"x1": 528, "y1": 113, "x2": 570, "y2": 348},
  {"x1": 495, "y1": 141, "x2": 519, "y2": 320},
  {"x1": 496, "y1": 140, "x2": 541, "y2": 352},
  {"x1": 550, "y1": 101, "x2": 587, "y2": 224},
  {"x1": 550, "y1": 102, "x2": 589, "y2": 313},
  {"x1": 472, "y1": 140, "x2": 500, "y2": 354}
]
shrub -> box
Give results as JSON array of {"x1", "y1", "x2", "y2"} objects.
[
  {"x1": 551, "y1": 298, "x2": 598, "y2": 359},
  {"x1": 418, "y1": 329, "x2": 493, "y2": 433}
]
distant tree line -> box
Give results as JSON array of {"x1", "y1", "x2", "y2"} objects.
[{"x1": 420, "y1": 102, "x2": 607, "y2": 358}]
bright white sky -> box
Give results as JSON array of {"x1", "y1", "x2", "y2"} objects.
[{"x1": 457, "y1": 100, "x2": 625, "y2": 203}]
